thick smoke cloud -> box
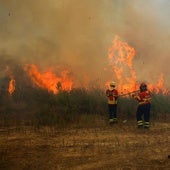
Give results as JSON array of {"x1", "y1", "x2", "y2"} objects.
[{"x1": 0, "y1": 0, "x2": 170, "y2": 88}]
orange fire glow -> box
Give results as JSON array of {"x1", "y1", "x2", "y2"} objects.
[
  {"x1": 148, "y1": 74, "x2": 169, "y2": 94},
  {"x1": 8, "y1": 77, "x2": 15, "y2": 95},
  {"x1": 24, "y1": 64, "x2": 73, "y2": 94},
  {"x1": 108, "y1": 35, "x2": 137, "y2": 93},
  {"x1": 107, "y1": 35, "x2": 169, "y2": 94}
]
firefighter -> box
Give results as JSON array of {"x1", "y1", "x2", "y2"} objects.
[
  {"x1": 106, "y1": 81, "x2": 119, "y2": 123},
  {"x1": 132, "y1": 82, "x2": 151, "y2": 129}
]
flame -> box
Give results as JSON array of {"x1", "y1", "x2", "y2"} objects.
[
  {"x1": 148, "y1": 74, "x2": 169, "y2": 94},
  {"x1": 108, "y1": 35, "x2": 137, "y2": 93},
  {"x1": 107, "y1": 35, "x2": 169, "y2": 94},
  {"x1": 24, "y1": 64, "x2": 73, "y2": 94},
  {"x1": 8, "y1": 77, "x2": 15, "y2": 95}
]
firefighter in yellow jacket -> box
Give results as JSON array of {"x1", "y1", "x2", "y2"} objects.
[
  {"x1": 132, "y1": 82, "x2": 151, "y2": 128},
  {"x1": 106, "y1": 81, "x2": 119, "y2": 123}
]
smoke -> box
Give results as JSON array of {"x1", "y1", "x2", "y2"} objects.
[{"x1": 0, "y1": 0, "x2": 170, "y2": 88}]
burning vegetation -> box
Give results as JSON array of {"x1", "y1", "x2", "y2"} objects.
[
  {"x1": 107, "y1": 35, "x2": 169, "y2": 95},
  {"x1": 0, "y1": 35, "x2": 169, "y2": 127},
  {"x1": 8, "y1": 76, "x2": 15, "y2": 95},
  {"x1": 1, "y1": 1, "x2": 170, "y2": 169},
  {"x1": 1, "y1": 36, "x2": 169, "y2": 97},
  {"x1": 24, "y1": 64, "x2": 73, "y2": 94}
]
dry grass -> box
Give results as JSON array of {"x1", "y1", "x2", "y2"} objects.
[{"x1": 0, "y1": 118, "x2": 170, "y2": 170}]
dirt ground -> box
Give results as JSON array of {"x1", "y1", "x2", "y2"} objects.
[{"x1": 0, "y1": 120, "x2": 170, "y2": 170}]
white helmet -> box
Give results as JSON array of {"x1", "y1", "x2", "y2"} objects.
[{"x1": 110, "y1": 81, "x2": 116, "y2": 87}]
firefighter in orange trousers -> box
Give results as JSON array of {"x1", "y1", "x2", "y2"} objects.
[
  {"x1": 106, "y1": 81, "x2": 119, "y2": 123},
  {"x1": 132, "y1": 82, "x2": 151, "y2": 129}
]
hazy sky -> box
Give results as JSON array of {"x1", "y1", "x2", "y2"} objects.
[{"x1": 0, "y1": 0, "x2": 170, "y2": 88}]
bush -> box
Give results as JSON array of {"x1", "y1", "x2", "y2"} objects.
[{"x1": 0, "y1": 87, "x2": 170, "y2": 127}]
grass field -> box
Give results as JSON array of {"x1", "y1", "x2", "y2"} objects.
[
  {"x1": 0, "y1": 116, "x2": 169, "y2": 170},
  {"x1": 0, "y1": 89, "x2": 170, "y2": 169}
]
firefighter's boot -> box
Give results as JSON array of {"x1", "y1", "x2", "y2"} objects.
[
  {"x1": 137, "y1": 120, "x2": 143, "y2": 128},
  {"x1": 144, "y1": 122, "x2": 150, "y2": 129},
  {"x1": 109, "y1": 118, "x2": 114, "y2": 124}
]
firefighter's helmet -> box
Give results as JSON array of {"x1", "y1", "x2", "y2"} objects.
[
  {"x1": 140, "y1": 82, "x2": 147, "y2": 91},
  {"x1": 110, "y1": 81, "x2": 116, "y2": 87}
]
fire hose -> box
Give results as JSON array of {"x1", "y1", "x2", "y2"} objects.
[{"x1": 118, "y1": 90, "x2": 140, "y2": 97}]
